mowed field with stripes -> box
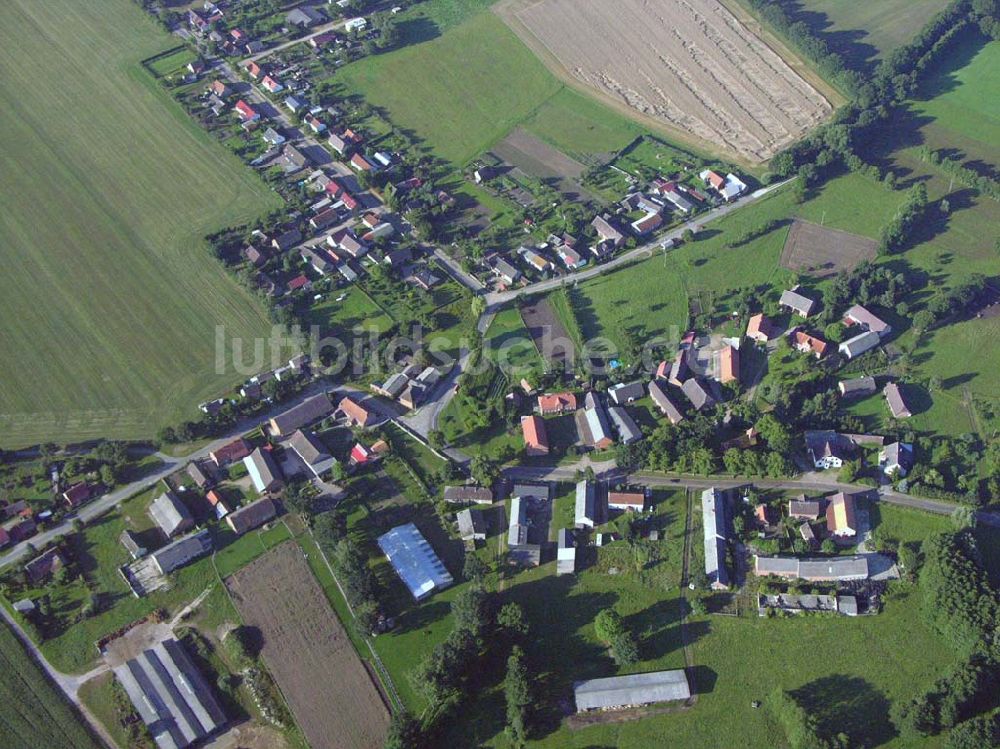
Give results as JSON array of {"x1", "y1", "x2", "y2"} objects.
[{"x1": 0, "y1": 0, "x2": 281, "y2": 448}]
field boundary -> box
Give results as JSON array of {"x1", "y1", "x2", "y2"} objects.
[{"x1": 139, "y1": 45, "x2": 189, "y2": 79}]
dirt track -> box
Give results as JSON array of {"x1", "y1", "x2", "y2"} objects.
[{"x1": 499, "y1": 0, "x2": 831, "y2": 162}]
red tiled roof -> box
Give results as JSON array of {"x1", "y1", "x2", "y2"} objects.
[
  {"x1": 521, "y1": 415, "x2": 549, "y2": 450},
  {"x1": 287, "y1": 274, "x2": 309, "y2": 290},
  {"x1": 537, "y1": 392, "x2": 576, "y2": 413}
]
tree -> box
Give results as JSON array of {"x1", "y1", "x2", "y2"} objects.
[
  {"x1": 838, "y1": 459, "x2": 860, "y2": 484},
  {"x1": 354, "y1": 599, "x2": 379, "y2": 636},
  {"x1": 470, "y1": 455, "x2": 499, "y2": 488},
  {"x1": 451, "y1": 584, "x2": 488, "y2": 641},
  {"x1": 463, "y1": 553, "x2": 488, "y2": 584},
  {"x1": 594, "y1": 609, "x2": 625, "y2": 643},
  {"x1": 497, "y1": 601, "x2": 529, "y2": 639},
  {"x1": 384, "y1": 711, "x2": 424, "y2": 749},
  {"x1": 505, "y1": 646, "x2": 531, "y2": 744},
  {"x1": 611, "y1": 631, "x2": 639, "y2": 666},
  {"x1": 821, "y1": 538, "x2": 836, "y2": 554},
  {"x1": 951, "y1": 505, "x2": 977, "y2": 530},
  {"x1": 284, "y1": 480, "x2": 316, "y2": 515},
  {"x1": 428, "y1": 429, "x2": 445, "y2": 450}
]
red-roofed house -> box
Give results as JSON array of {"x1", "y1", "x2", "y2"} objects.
[
  {"x1": 719, "y1": 345, "x2": 739, "y2": 384},
  {"x1": 792, "y1": 330, "x2": 829, "y2": 358},
  {"x1": 244, "y1": 60, "x2": 263, "y2": 79},
  {"x1": 235, "y1": 100, "x2": 259, "y2": 122},
  {"x1": 262, "y1": 75, "x2": 283, "y2": 93},
  {"x1": 339, "y1": 396, "x2": 374, "y2": 427},
  {"x1": 209, "y1": 79, "x2": 230, "y2": 97},
  {"x1": 287, "y1": 274, "x2": 310, "y2": 292},
  {"x1": 210, "y1": 437, "x2": 252, "y2": 466},
  {"x1": 521, "y1": 415, "x2": 549, "y2": 456},
  {"x1": 340, "y1": 192, "x2": 359, "y2": 212},
  {"x1": 537, "y1": 392, "x2": 577, "y2": 415},
  {"x1": 746, "y1": 313, "x2": 778, "y2": 343},
  {"x1": 325, "y1": 179, "x2": 344, "y2": 197}
]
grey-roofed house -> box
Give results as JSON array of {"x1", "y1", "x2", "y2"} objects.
[
  {"x1": 301, "y1": 247, "x2": 332, "y2": 275},
  {"x1": 120, "y1": 530, "x2": 147, "y2": 560},
  {"x1": 837, "y1": 595, "x2": 859, "y2": 616},
  {"x1": 838, "y1": 376, "x2": 877, "y2": 398},
  {"x1": 243, "y1": 448, "x2": 283, "y2": 494},
  {"x1": 581, "y1": 402, "x2": 614, "y2": 449},
  {"x1": 880, "y1": 441, "x2": 914, "y2": 476},
  {"x1": 608, "y1": 406, "x2": 642, "y2": 444},
  {"x1": 884, "y1": 382, "x2": 912, "y2": 419},
  {"x1": 149, "y1": 491, "x2": 194, "y2": 538},
  {"x1": 443, "y1": 485, "x2": 494, "y2": 504},
  {"x1": 754, "y1": 555, "x2": 869, "y2": 581},
  {"x1": 226, "y1": 497, "x2": 277, "y2": 535},
  {"x1": 457, "y1": 508, "x2": 487, "y2": 541},
  {"x1": 682, "y1": 378, "x2": 716, "y2": 411},
  {"x1": 788, "y1": 499, "x2": 821, "y2": 519},
  {"x1": 151, "y1": 529, "x2": 213, "y2": 575},
  {"x1": 557, "y1": 528, "x2": 576, "y2": 575},
  {"x1": 608, "y1": 381, "x2": 645, "y2": 405},
  {"x1": 268, "y1": 392, "x2": 334, "y2": 436},
  {"x1": 512, "y1": 483, "x2": 549, "y2": 501},
  {"x1": 377, "y1": 522, "x2": 454, "y2": 600},
  {"x1": 492, "y1": 258, "x2": 521, "y2": 285},
  {"x1": 574, "y1": 670, "x2": 691, "y2": 712},
  {"x1": 648, "y1": 380, "x2": 684, "y2": 424},
  {"x1": 186, "y1": 461, "x2": 211, "y2": 489},
  {"x1": 779, "y1": 288, "x2": 817, "y2": 317},
  {"x1": 286, "y1": 429, "x2": 336, "y2": 478},
  {"x1": 575, "y1": 480, "x2": 596, "y2": 527},
  {"x1": 844, "y1": 304, "x2": 891, "y2": 336},
  {"x1": 271, "y1": 228, "x2": 302, "y2": 252},
  {"x1": 701, "y1": 488, "x2": 729, "y2": 589},
  {"x1": 508, "y1": 496, "x2": 529, "y2": 546},
  {"x1": 374, "y1": 372, "x2": 409, "y2": 399},
  {"x1": 286, "y1": 6, "x2": 324, "y2": 26},
  {"x1": 112, "y1": 637, "x2": 227, "y2": 749},
  {"x1": 838, "y1": 330, "x2": 881, "y2": 359}
]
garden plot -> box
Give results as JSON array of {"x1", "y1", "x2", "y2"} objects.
[
  {"x1": 226, "y1": 542, "x2": 389, "y2": 749},
  {"x1": 499, "y1": 0, "x2": 832, "y2": 162}
]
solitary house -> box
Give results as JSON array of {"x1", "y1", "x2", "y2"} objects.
[{"x1": 574, "y1": 670, "x2": 691, "y2": 712}]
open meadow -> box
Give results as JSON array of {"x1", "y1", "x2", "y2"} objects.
[
  {"x1": 0, "y1": 0, "x2": 282, "y2": 448},
  {"x1": 769, "y1": 0, "x2": 953, "y2": 72}
]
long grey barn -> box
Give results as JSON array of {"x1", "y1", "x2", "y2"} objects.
[
  {"x1": 574, "y1": 670, "x2": 691, "y2": 712},
  {"x1": 112, "y1": 637, "x2": 226, "y2": 749}
]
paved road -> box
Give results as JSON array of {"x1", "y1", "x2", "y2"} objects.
[
  {"x1": 484, "y1": 179, "x2": 794, "y2": 309},
  {"x1": 501, "y1": 463, "x2": 1000, "y2": 524},
  {"x1": 0, "y1": 605, "x2": 116, "y2": 748},
  {"x1": 241, "y1": 19, "x2": 344, "y2": 64},
  {"x1": 433, "y1": 247, "x2": 485, "y2": 292},
  {"x1": 0, "y1": 381, "x2": 337, "y2": 569}
]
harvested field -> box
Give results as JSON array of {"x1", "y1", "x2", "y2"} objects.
[
  {"x1": 520, "y1": 298, "x2": 576, "y2": 368},
  {"x1": 491, "y1": 128, "x2": 599, "y2": 203},
  {"x1": 499, "y1": 0, "x2": 832, "y2": 162},
  {"x1": 226, "y1": 542, "x2": 389, "y2": 749},
  {"x1": 780, "y1": 219, "x2": 878, "y2": 278}
]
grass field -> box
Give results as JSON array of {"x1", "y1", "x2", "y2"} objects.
[
  {"x1": 0, "y1": 621, "x2": 102, "y2": 749},
  {"x1": 0, "y1": 0, "x2": 283, "y2": 448}
]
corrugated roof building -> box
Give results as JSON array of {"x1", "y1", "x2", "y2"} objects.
[
  {"x1": 377, "y1": 523, "x2": 453, "y2": 601},
  {"x1": 574, "y1": 670, "x2": 691, "y2": 712}
]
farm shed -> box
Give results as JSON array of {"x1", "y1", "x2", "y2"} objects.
[
  {"x1": 574, "y1": 670, "x2": 691, "y2": 712},
  {"x1": 701, "y1": 488, "x2": 729, "y2": 589},
  {"x1": 377, "y1": 523, "x2": 454, "y2": 601},
  {"x1": 286, "y1": 429, "x2": 336, "y2": 478},
  {"x1": 151, "y1": 529, "x2": 213, "y2": 575},
  {"x1": 149, "y1": 491, "x2": 194, "y2": 538},
  {"x1": 575, "y1": 480, "x2": 596, "y2": 527},
  {"x1": 112, "y1": 637, "x2": 227, "y2": 749},
  {"x1": 443, "y1": 485, "x2": 494, "y2": 504}
]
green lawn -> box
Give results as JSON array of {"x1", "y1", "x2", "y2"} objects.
[
  {"x1": 911, "y1": 38, "x2": 1000, "y2": 162},
  {"x1": 520, "y1": 87, "x2": 646, "y2": 160},
  {"x1": 338, "y1": 8, "x2": 561, "y2": 166},
  {"x1": 485, "y1": 307, "x2": 545, "y2": 377},
  {"x1": 0, "y1": 0, "x2": 283, "y2": 448},
  {"x1": 0, "y1": 621, "x2": 103, "y2": 749}
]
